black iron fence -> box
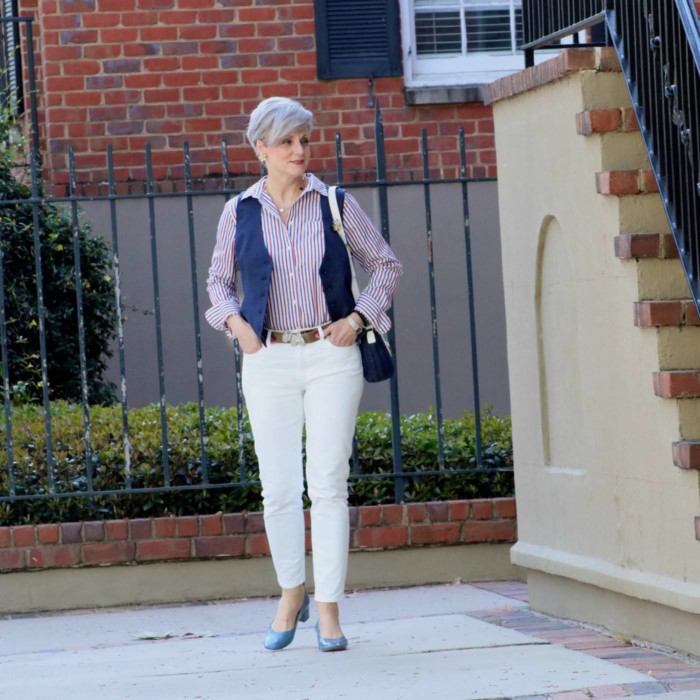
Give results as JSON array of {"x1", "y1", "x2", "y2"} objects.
[
  {"x1": 0, "y1": 96, "x2": 511, "y2": 509},
  {"x1": 523, "y1": 0, "x2": 700, "y2": 322}
]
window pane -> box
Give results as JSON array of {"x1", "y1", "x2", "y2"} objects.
[
  {"x1": 465, "y1": 7, "x2": 521, "y2": 53},
  {"x1": 415, "y1": 11, "x2": 462, "y2": 55}
]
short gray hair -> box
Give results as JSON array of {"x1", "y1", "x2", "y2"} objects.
[{"x1": 246, "y1": 97, "x2": 313, "y2": 152}]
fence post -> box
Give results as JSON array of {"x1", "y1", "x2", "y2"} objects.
[{"x1": 373, "y1": 101, "x2": 405, "y2": 503}]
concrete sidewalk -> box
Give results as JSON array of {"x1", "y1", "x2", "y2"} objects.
[{"x1": 1, "y1": 581, "x2": 699, "y2": 700}]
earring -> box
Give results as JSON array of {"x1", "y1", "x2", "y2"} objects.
[{"x1": 258, "y1": 153, "x2": 267, "y2": 163}]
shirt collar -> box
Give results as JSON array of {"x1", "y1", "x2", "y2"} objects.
[{"x1": 239, "y1": 173, "x2": 329, "y2": 201}]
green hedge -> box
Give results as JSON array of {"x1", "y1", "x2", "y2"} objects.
[
  {"x1": 0, "y1": 403, "x2": 513, "y2": 525},
  {"x1": 0, "y1": 112, "x2": 118, "y2": 405}
]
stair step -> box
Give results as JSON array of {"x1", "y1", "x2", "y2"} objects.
[
  {"x1": 634, "y1": 300, "x2": 700, "y2": 327},
  {"x1": 614, "y1": 233, "x2": 678, "y2": 260},
  {"x1": 654, "y1": 370, "x2": 700, "y2": 398},
  {"x1": 673, "y1": 441, "x2": 700, "y2": 470},
  {"x1": 576, "y1": 108, "x2": 639, "y2": 135},
  {"x1": 596, "y1": 170, "x2": 658, "y2": 195}
]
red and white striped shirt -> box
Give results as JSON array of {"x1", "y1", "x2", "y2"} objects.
[{"x1": 205, "y1": 174, "x2": 402, "y2": 335}]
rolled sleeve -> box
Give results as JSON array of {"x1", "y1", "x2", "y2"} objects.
[
  {"x1": 342, "y1": 193, "x2": 402, "y2": 334},
  {"x1": 205, "y1": 197, "x2": 241, "y2": 335}
]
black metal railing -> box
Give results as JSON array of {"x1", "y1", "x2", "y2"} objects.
[
  {"x1": 0, "y1": 103, "x2": 510, "y2": 509},
  {"x1": 523, "y1": 0, "x2": 700, "y2": 322},
  {"x1": 522, "y1": 0, "x2": 607, "y2": 65}
]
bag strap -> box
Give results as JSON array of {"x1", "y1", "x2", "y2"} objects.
[
  {"x1": 328, "y1": 185, "x2": 360, "y2": 302},
  {"x1": 328, "y1": 185, "x2": 377, "y2": 343}
]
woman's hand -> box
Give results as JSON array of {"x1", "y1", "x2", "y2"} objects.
[
  {"x1": 227, "y1": 315, "x2": 263, "y2": 354},
  {"x1": 324, "y1": 316, "x2": 361, "y2": 347}
]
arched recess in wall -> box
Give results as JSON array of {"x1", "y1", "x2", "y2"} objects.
[{"x1": 535, "y1": 215, "x2": 585, "y2": 472}]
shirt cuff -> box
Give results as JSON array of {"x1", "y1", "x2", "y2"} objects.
[
  {"x1": 355, "y1": 296, "x2": 391, "y2": 335},
  {"x1": 205, "y1": 302, "x2": 241, "y2": 336}
]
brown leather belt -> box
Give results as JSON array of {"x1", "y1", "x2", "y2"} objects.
[{"x1": 269, "y1": 324, "x2": 330, "y2": 345}]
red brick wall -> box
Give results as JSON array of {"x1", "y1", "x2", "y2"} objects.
[
  {"x1": 19, "y1": 0, "x2": 495, "y2": 194},
  {"x1": 0, "y1": 498, "x2": 517, "y2": 572}
]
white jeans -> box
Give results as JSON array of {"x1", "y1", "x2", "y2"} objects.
[{"x1": 242, "y1": 335, "x2": 364, "y2": 602}]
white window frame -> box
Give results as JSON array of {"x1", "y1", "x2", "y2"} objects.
[{"x1": 400, "y1": 0, "x2": 567, "y2": 88}]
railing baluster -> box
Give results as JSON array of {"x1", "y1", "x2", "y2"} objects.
[
  {"x1": 145, "y1": 144, "x2": 170, "y2": 486},
  {"x1": 459, "y1": 128, "x2": 483, "y2": 469},
  {"x1": 183, "y1": 141, "x2": 209, "y2": 485},
  {"x1": 106, "y1": 145, "x2": 132, "y2": 489},
  {"x1": 29, "y1": 145, "x2": 54, "y2": 491},
  {"x1": 23, "y1": 20, "x2": 40, "y2": 158},
  {"x1": 334, "y1": 132, "x2": 361, "y2": 479},
  {"x1": 374, "y1": 101, "x2": 405, "y2": 503},
  {"x1": 421, "y1": 129, "x2": 445, "y2": 469},
  {"x1": 0, "y1": 203, "x2": 14, "y2": 496},
  {"x1": 68, "y1": 146, "x2": 93, "y2": 494},
  {"x1": 335, "y1": 133, "x2": 344, "y2": 185}
]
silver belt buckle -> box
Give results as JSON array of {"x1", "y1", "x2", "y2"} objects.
[{"x1": 282, "y1": 330, "x2": 305, "y2": 346}]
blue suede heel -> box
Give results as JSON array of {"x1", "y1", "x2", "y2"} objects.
[
  {"x1": 263, "y1": 593, "x2": 310, "y2": 650},
  {"x1": 315, "y1": 622, "x2": 348, "y2": 652}
]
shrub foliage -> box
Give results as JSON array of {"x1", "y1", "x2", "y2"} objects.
[
  {"x1": 0, "y1": 404, "x2": 513, "y2": 525},
  {"x1": 0, "y1": 110, "x2": 117, "y2": 404}
]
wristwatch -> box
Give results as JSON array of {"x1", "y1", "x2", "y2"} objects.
[
  {"x1": 355, "y1": 310, "x2": 369, "y2": 326},
  {"x1": 346, "y1": 315, "x2": 363, "y2": 335}
]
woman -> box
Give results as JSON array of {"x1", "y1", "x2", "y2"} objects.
[{"x1": 205, "y1": 97, "x2": 402, "y2": 652}]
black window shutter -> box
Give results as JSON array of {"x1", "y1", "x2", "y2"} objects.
[{"x1": 315, "y1": 0, "x2": 402, "y2": 79}]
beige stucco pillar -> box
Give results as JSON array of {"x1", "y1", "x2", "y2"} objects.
[{"x1": 489, "y1": 49, "x2": 700, "y2": 656}]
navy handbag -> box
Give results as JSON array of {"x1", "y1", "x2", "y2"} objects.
[{"x1": 328, "y1": 186, "x2": 395, "y2": 383}]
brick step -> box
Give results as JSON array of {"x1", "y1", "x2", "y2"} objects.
[
  {"x1": 653, "y1": 370, "x2": 700, "y2": 398},
  {"x1": 614, "y1": 233, "x2": 678, "y2": 260},
  {"x1": 634, "y1": 300, "x2": 700, "y2": 327},
  {"x1": 576, "y1": 108, "x2": 639, "y2": 135},
  {"x1": 673, "y1": 441, "x2": 700, "y2": 470},
  {"x1": 596, "y1": 170, "x2": 658, "y2": 195}
]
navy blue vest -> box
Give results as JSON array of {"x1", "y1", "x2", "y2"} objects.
[{"x1": 234, "y1": 188, "x2": 356, "y2": 343}]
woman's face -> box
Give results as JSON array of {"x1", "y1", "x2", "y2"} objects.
[{"x1": 257, "y1": 130, "x2": 310, "y2": 179}]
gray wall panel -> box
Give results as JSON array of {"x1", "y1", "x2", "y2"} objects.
[{"x1": 80, "y1": 180, "x2": 509, "y2": 417}]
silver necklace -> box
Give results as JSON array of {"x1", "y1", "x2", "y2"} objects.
[{"x1": 265, "y1": 179, "x2": 306, "y2": 213}]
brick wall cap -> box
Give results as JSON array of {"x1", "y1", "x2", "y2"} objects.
[{"x1": 485, "y1": 47, "x2": 620, "y2": 106}]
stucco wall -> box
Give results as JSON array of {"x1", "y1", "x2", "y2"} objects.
[{"x1": 492, "y1": 64, "x2": 700, "y2": 630}]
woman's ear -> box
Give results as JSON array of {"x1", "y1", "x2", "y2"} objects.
[{"x1": 256, "y1": 140, "x2": 266, "y2": 160}]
